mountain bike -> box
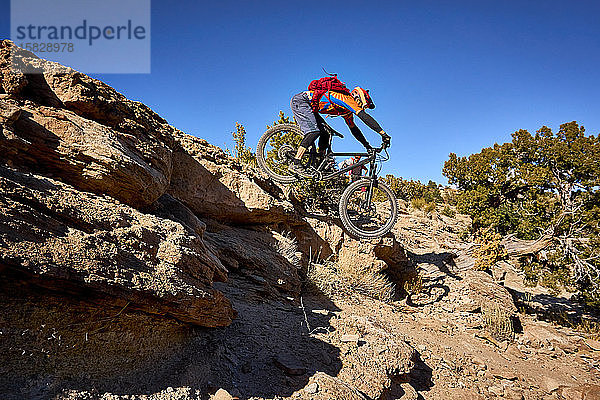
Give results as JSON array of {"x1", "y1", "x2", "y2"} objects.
[{"x1": 257, "y1": 120, "x2": 398, "y2": 239}]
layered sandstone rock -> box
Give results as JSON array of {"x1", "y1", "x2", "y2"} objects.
[
  {"x1": 0, "y1": 42, "x2": 173, "y2": 209},
  {"x1": 169, "y1": 131, "x2": 296, "y2": 224},
  {"x1": 0, "y1": 99, "x2": 171, "y2": 208},
  {"x1": 0, "y1": 165, "x2": 235, "y2": 327},
  {"x1": 0, "y1": 40, "x2": 312, "y2": 330}
]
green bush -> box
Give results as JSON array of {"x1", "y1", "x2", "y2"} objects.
[
  {"x1": 411, "y1": 197, "x2": 426, "y2": 210},
  {"x1": 423, "y1": 201, "x2": 436, "y2": 214},
  {"x1": 441, "y1": 205, "x2": 456, "y2": 218},
  {"x1": 473, "y1": 227, "x2": 507, "y2": 273},
  {"x1": 382, "y1": 175, "x2": 443, "y2": 203},
  {"x1": 443, "y1": 121, "x2": 600, "y2": 307}
]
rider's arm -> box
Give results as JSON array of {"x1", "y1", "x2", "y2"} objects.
[
  {"x1": 356, "y1": 110, "x2": 386, "y2": 135},
  {"x1": 343, "y1": 114, "x2": 371, "y2": 150}
]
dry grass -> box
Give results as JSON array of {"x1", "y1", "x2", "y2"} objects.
[
  {"x1": 441, "y1": 205, "x2": 456, "y2": 218},
  {"x1": 574, "y1": 319, "x2": 600, "y2": 340},
  {"x1": 305, "y1": 250, "x2": 395, "y2": 302},
  {"x1": 481, "y1": 304, "x2": 514, "y2": 341},
  {"x1": 306, "y1": 258, "x2": 342, "y2": 297},
  {"x1": 272, "y1": 230, "x2": 301, "y2": 268},
  {"x1": 349, "y1": 269, "x2": 395, "y2": 302},
  {"x1": 402, "y1": 274, "x2": 424, "y2": 296}
]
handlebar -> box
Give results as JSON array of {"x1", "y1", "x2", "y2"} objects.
[{"x1": 374, "y1": 141, "x2": 390, "y2": 153}]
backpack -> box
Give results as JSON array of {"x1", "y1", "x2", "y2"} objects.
[{"x1": 308, "y1": 75, "x2": 351, "y2": 112}]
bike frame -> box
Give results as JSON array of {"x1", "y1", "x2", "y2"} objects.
[{"x1": 306, "y1": 120, "x2": 387, "y2": 209}]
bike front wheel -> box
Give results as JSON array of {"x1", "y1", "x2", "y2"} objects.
[
  {"x1": 257, "y1": 123, "x2": 303, "y2": 184},
  {"x1": 338, "y1": 179, "x2": 398, "y2": 239}
]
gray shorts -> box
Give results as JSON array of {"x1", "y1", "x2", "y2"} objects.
[{"x1": 290, "y1": 91, "x2": 319, "y2": 135}]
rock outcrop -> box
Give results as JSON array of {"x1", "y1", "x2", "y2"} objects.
[
  {"x1": 168, "y1": 131, "x2": 296, "y2": 224},
  {"x1": 328, "y1": 315, "x2": 415, "y2": 399},
  {"x1": 0, "y1": 164, "x2": 234, "y2": 327},
  {"x1": 0, "y1": 42, "x2": 173, "y2": 209},
  {"x1": 0, "y1": 40, "x2": 309, "y2": 330},
  {"x1": 0, "y1": 40, "x2": 249, "y2": 328},
  {"x1": 0, "y1": 99, "x2": 172, "y2": 208}
]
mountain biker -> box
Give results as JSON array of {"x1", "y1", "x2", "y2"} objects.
[{"x1": 289, "y1": 77, "x2": 391, "y2": 175}]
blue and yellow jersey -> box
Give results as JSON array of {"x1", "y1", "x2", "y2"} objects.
[{"x1": 305, "y1": 90, "x2": 362, "y2": 116}]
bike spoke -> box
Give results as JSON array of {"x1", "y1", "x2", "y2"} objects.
[
  {"x1": 258, "y1": 124, "x2": 305, "y2": 182},
  {"x1": 341, "y1": 180, "x2": 397, "y2": 238}
]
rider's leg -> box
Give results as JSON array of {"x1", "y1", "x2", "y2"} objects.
[
  {"x1": 315, "y1": 114, "x2": 331, "y2": 154},
  {"x1": 317, "y1": 132, "x2": 331, "y2": 154},
  {"x1": 295, "y1": 131, "x2": 320, "y2": 160},
  {"x1": 290, "y1": 92, "x2": 321, "y2": 162}
]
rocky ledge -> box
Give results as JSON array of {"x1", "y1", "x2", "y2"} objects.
[{"x1": 0, "y1": 40, "x2": 412, "y2": 329}]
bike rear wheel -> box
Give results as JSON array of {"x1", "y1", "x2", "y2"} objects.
[
  {"x1": 338, "y1": 179, "x2": 398, "y2": 239},
  {"x1": 257, "y1": 123, "x2": 304, "y2": 183}
]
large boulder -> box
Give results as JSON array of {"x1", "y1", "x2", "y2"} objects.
[
  {"x1": 0, "y1": 99, "x2": 171, "y2": 208},
  {"x1": 0, "y1": 41, "x2": 173, "y2": 208},
  {"x1": 0, "y1": 165, "x2": 235, "y2": 327},
  {"x1": 291, "y1": 372, "x2": 368, "y2": 400},
  {"x1": 168, "y1": 132, "x2": 296, "y2": 224},
  {"x1": 319, "y1": 314, "x2": 416, "y2": 399},
  {"x1": 464, "y1": 270, "x2": 518, "y2": 340}
]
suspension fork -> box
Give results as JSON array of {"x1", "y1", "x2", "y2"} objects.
[{"x1": 365, "y1": 159, "x2": 378, "y2": 207}]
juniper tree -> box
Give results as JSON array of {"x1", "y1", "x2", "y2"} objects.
[{"x1": 443, "y1": 121, "x2": 600, "y2": 305}]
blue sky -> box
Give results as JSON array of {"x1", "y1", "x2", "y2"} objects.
[{"x1": 3, "y1": 1, "x2": 600, "y2": 183}]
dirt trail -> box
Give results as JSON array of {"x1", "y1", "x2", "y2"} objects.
[{"x1": 198, "y1": 209, "x2": 600, "y2": 400}]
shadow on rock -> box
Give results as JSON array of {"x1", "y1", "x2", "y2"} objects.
[
  {"x1": 0, "y1": 274, "x2": 343, "y2": 400},
  {"x1": 407, "y1": 250, "x2": 462, "y2": 281},
  {"x1": 382, "y1": 351, "x2": 433, "y2": 400},
  {"x1": 188, "y1": 278, "x2": 343, "y2": 399},
  {"x1": 507, "y1": 287, "x2": 600, "y2": 327}
]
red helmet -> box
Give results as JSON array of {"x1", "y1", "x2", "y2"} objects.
[{"x1": 351, "y1": 86, "x2": 375, "y2": 109}]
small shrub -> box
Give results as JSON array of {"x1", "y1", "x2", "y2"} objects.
[
  {"x1": 402, "y1": 274, "x2": 424, "y2": 296},
  {"x1": 349, "y1": 268, "x2": 395, "y2": 302},
  {"x1": 306, "y1": 258, "x2": 339, "y2": 297},
  {"x1": 423, "y1": 201, "x2": 436, "y2": 214},
  {"x1": 441, "y1": 205, "x2": 456, "y2": 218},
  {"x1": 227, "y1": 122, "x2": 256, "y2": 166},
  {"x1": 411, "y1": 197, "x2": 426, "y2": 210},
  {"x1": 574, "y1": 319, "x2": 600, "y2": 340},
  {"x1": 473, "y1": 227, "x2": 507, "y2": 273},
  {"x1": 305, "y1": 251, "x2": 395, "y2": 302},
  {"x1": 382, "y1": 175, "x2": 443, "y2": 203},
  {"x1": 293, "y1": 175, "x2": 347, "y2": 213},
  {"x1": 481, "y1": 304, "x2": 514, "y2": 341}
]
